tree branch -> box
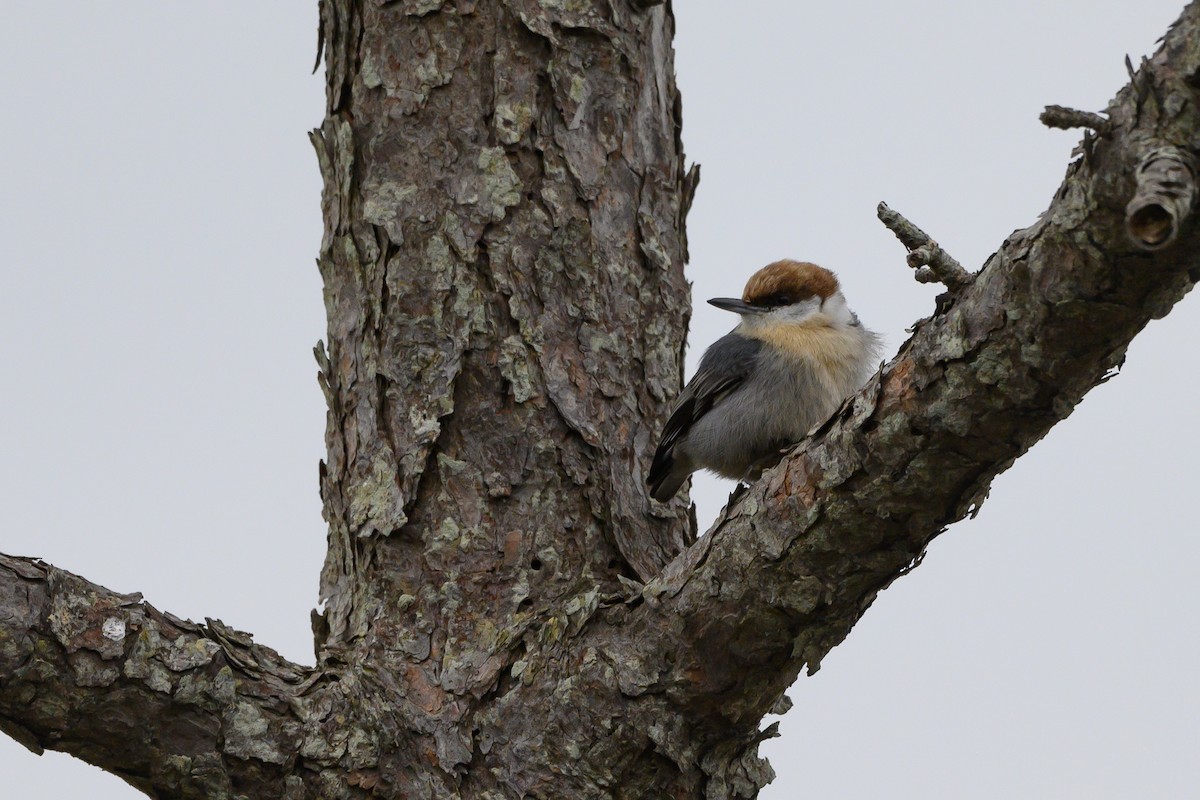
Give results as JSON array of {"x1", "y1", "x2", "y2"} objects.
[
  {"x1": 619, "y1": 0, "x2": 1200, "y2": 736},
  {"x1": 0, "y1": 554, "x2": 331, "y2": 799}
]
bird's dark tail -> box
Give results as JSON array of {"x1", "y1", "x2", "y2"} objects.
[{"x1": 647, "y1": 453, "x2": 689, "y2": 502}]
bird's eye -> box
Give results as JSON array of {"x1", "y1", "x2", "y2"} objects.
[{"x1": 760, "y1": 292, "x2": 793, "y2": 308}]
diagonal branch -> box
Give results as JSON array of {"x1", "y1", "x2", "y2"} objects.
[{"x1": 630, "y1": 0, "x2": 1200, "y2": 734}]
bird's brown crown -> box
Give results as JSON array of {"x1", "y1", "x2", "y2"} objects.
[{"x1": 742, "y1": 260, "x2": 840, "y2": 307}]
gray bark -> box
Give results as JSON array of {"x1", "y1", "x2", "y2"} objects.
[{"x1": 3, "y1": 1, "x2": 1200, "y2": 797}]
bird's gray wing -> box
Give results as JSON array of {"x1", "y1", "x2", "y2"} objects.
[{"x1": 647, "y1": 333, "x2": 762, "y2": 493}]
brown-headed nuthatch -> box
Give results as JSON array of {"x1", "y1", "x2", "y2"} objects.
[{"x1": 647, "y1": 259, "x2": 882, "y2": 501}]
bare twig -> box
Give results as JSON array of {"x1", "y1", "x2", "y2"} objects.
[
  {"x1": 1126, "y1": 146, "x2": 1197, "y2": 251},
  {"x1": 1040, "y1": 105, "x2": 1111, "y2": 134},
  {"x1": 876, "y1": 202, "x2": 973, "y2": 290}
]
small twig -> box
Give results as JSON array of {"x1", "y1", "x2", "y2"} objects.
[
  {"x1": 1126, "y1": 146, "x2": 1197, "y2": 251},
  {"x1": 876, "y1": 202, "x2": 973, "y2": 291},
  {"x1": 1040, "y1": 105, "x2": 1110, "y2": 135}
]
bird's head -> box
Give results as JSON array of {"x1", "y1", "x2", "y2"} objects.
[{"x1": 708, "y1": 260, "x2": 849, "y2": 329}]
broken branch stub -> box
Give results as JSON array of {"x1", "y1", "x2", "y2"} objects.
[
  {"x1": 1126, "y1": 146, "x2": 1197, "y2": 251},
  {"x1": 1040, "y1": 104, "x2": 1111, "y2": 134}
]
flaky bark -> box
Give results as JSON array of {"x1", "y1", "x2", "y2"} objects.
[{"x1": 4, "y1": 1, "x2": 1200, "y2": 798}]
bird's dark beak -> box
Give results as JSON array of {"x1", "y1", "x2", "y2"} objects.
[{"x1": 707, "y1": 297, "x2": 761, "y2": 315}]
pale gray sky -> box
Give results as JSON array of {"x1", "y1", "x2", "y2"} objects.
[{"x1": 2, "y1": 2, "x2": 1196, "y2": 798}]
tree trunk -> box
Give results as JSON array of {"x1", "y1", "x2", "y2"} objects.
[{"x1": 3, "y1": 1, "x2": 1200, "y2": 798}]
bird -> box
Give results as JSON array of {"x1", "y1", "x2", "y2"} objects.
[{"x1": 647, "y1": 259, "x2": 882, "y2": 501}]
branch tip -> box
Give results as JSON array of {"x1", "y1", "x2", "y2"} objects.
[
  {"x1": 877, "y1": 202, "x2": 973, "y2": 291},
  {"x1": 912, "y1": 265, "x2": 938, "y2": 284}
]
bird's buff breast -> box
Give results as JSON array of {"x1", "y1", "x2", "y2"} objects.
[
  {"x1": 748, "y1": 323, "x2": 868, "y2": 397},
  {"x1": 683, "y1": 323, "x2": 873, "y2": 480}
]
